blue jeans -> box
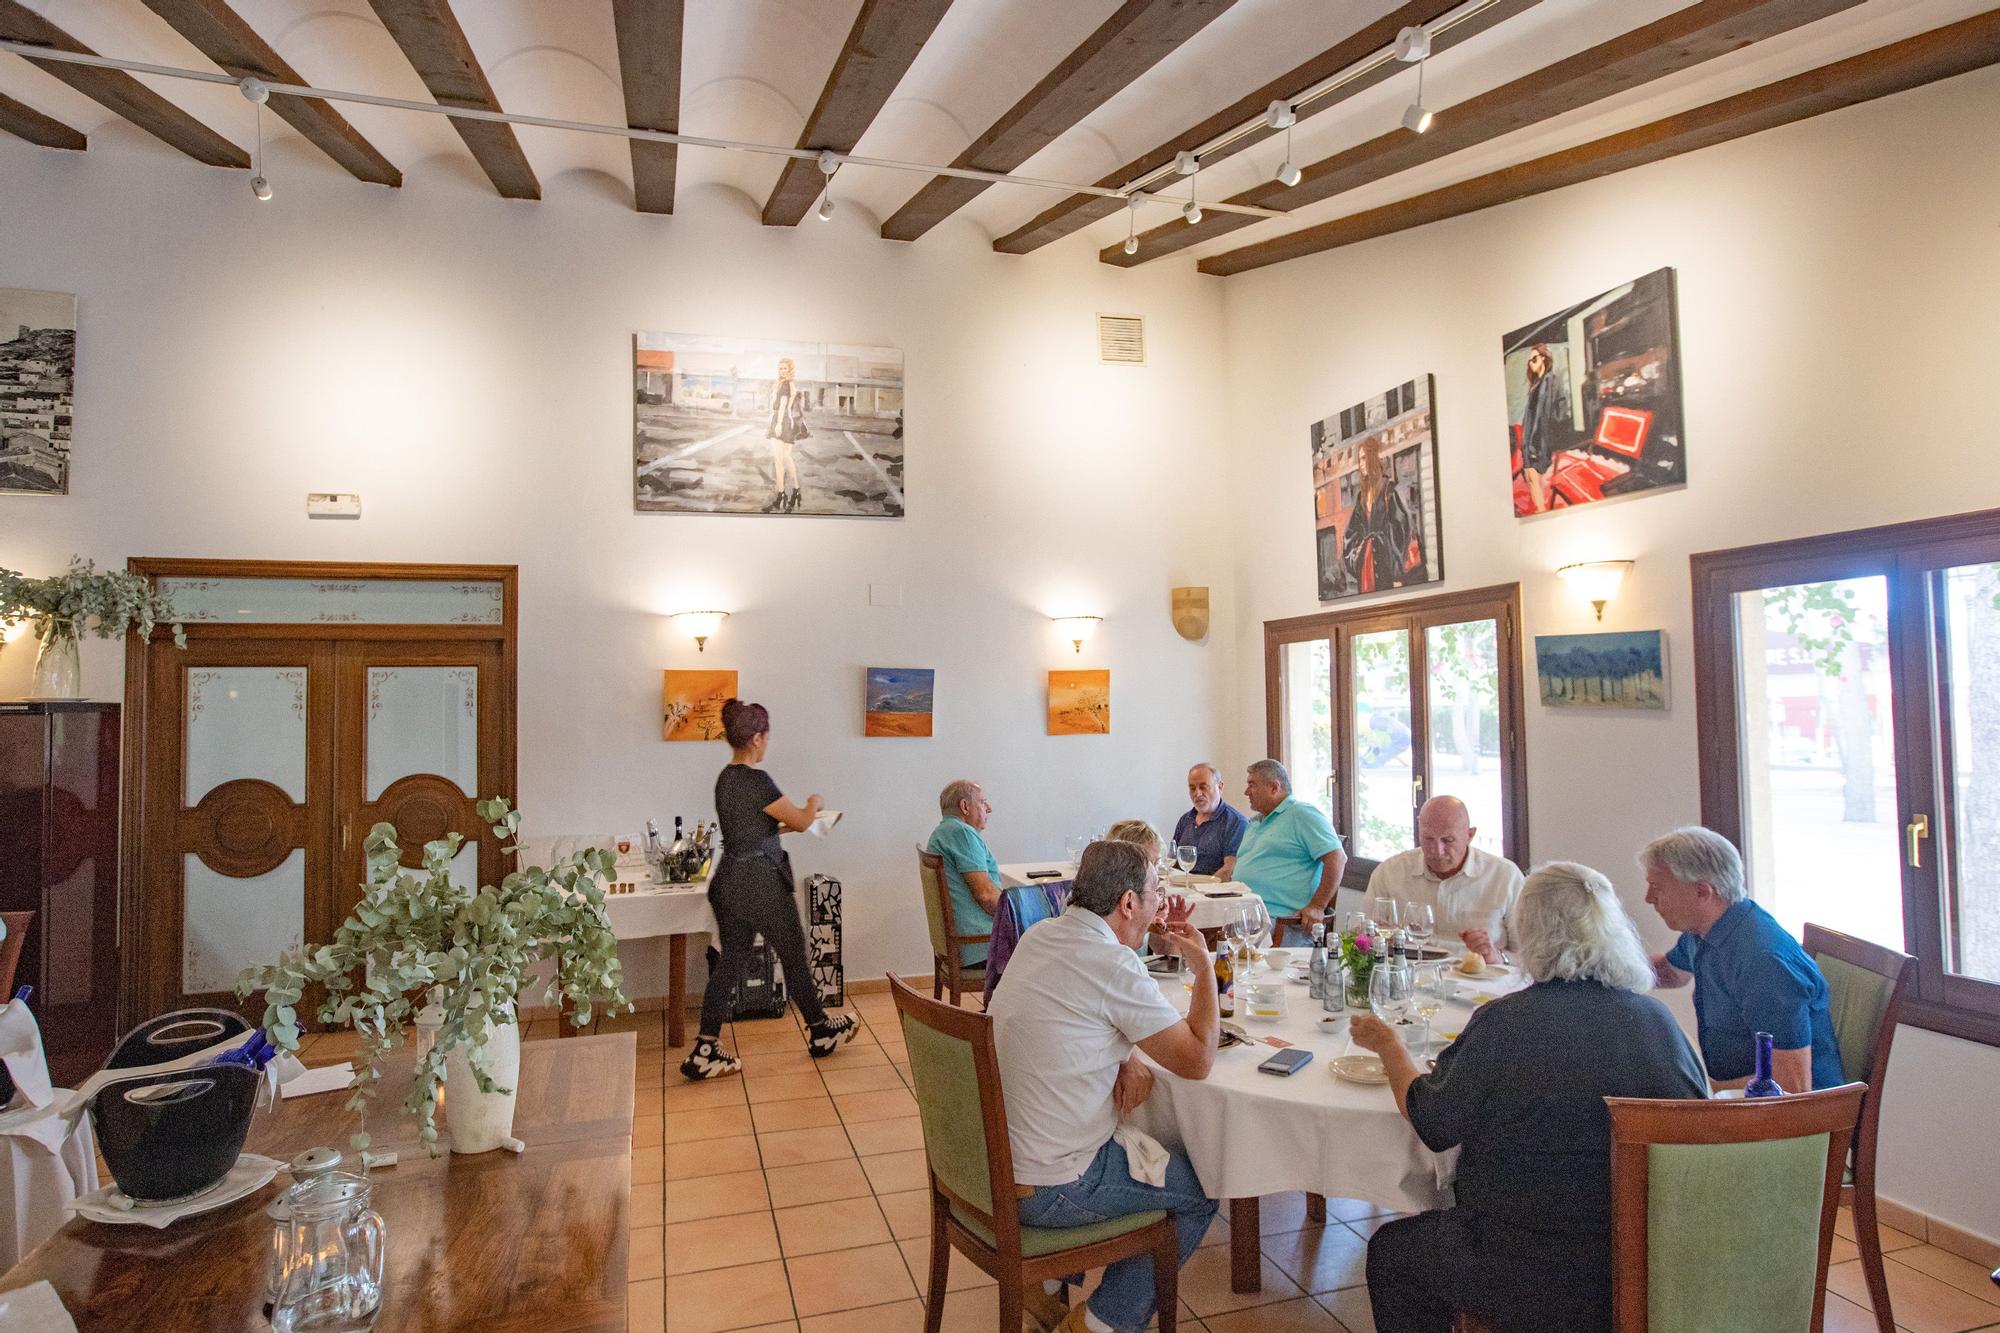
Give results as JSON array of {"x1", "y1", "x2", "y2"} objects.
[{"x1": 1017, "y1": 1137, "x2": 1216, "y2": 1333}]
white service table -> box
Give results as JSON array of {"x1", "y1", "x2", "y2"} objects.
[
  {"x1": 997, "y1": 862, "x2": 1268, "y2": 932},
  {"x1": 1131, "y1": 958, "x2": 1524, "y2": 1292}
]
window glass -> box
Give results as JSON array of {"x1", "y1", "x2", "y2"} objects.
[
  {"x1": 1939, "y1": 562, "x2": 2000, "y2": 983},
  {"x1": 1281, "y1": 639, "x2": 1334, "y2": 820},
  {"x1": 1352, "y1": 629, "x2": 1413, "y2": 861},
  {"x1": 1426, "y1": 619, "x2": 1503, "y2": 855}
]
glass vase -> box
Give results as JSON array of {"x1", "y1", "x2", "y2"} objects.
[
  {"x1": 1345, "y1": 965, "x2": 1372, "y2": 1009},
  {"x1": 29, "y1": 619, "x2": 81, "y2": 699}
]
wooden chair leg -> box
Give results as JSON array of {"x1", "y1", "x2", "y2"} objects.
[
  {"x1": 1154, "y1": 1219, "x2": 1180, "y2": 1333},
  {"x1": 1850, "y1": 1181, "x2": 1896, "y2": 1333},
  {"x1": 1306, "y1": 1193, "x2": 1327, "y2": 1223},
  {"x1": 1229, "y1": 1197, "x2": 1262, "y2": 1293},
  {"x1": 997, "y1": 1279, "x2": 1023, "y2": 1333},
  {"x1": 933, "y1": 963, "x2": 944, "y2": 1001},
  {"x1": 924, "y1": 1197, "x2": 950, "y2": 1333}
]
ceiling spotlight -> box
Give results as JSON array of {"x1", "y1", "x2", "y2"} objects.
[
  {"x1": 1124, "y1": 234, "x2": 1139, "y2": 256},
  {"x1": 1394, "y1": 25, "x2": 1432, "y2": 63},
  {"x1": 1124, "y1": 194, "x2": 1140, "y2": 254},
  {"x1": 1174, "y1": 150, "x2": 1200, "y2": 176},
  {"x1": 1182, "y1": 199, "x2": 1202, "y2": 225},
  {"x1": 251, "y1": 174, "x2": 273, "y2": 201},
  {"x1": 816, "y1": 191, "x2": 835, "y2": 221},
  {"x1": 1264, "y1": 100, "x2": 1296, "y2": 131},
  {"x1": 1402, "y1": 102, "x2": 1433, "y2": 134},
  {"x1": 813, "y1": 148, "x2": 837, "y2": 221},
  {"x1": 1275, "y1": 159, "x2": 1302, "y2": 188}
]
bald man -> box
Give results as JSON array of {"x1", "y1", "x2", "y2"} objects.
[{"x1": 1366, "y1": 796, "x2": 1523, "y2": 964}]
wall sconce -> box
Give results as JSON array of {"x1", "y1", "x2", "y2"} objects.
[
  {"x1": 1051, "y1": 615, "x2": 1102, "y2": 655},
  {"x1": 1557, "y1": 561, "x2": 1632, "y2": 622},
  {"x1": 671, "y1": 610, "x2": 729, "y2": 653}
]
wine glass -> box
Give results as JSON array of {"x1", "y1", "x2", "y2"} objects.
[
  {"x1": 1404, "y1": 902, "x2": 1436, "y2": 955},
  {"x1": 1368, "y1": 896, "x2": 1402, "y2": 935},
  {"x1": 1239, "y1": 900, "x2": 1271, "y2": 964},
  {"x1": 1369, "y1": 960, "x2": 1413, "y2": 1029},
  {"x1": 1341, "y1": 910, "x2": 1369, "y2": 942},
  {"x1": 1064, "y1": 836, "x2": 1083, "y2": 874},
  {"x1": 1411, "y1": 963, "x2": 1446, "y2": 1051},
  {"x1": 1175, "y1": 844, "x2": 1198, "y2": 876}
]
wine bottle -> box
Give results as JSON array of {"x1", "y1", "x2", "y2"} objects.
[
  {"x1": 1743, "y1": 1031, "x2": 1784, "y2": 1098},
  {"x1": 1215, "y1": 938, "x2": 1234, "y2": 1018}
]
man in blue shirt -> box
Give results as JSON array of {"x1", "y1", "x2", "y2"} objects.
[
  {"x1": 927, "y1": 779, "x2": 1000, "y2": 965},
  {"x1": 1233, "y1": 759, "x2": 1347, "y2": 938},
  {"x1": 1641, "y1": 826, "x2": 1843, "y2": 1093},
  {"x1": 1170, "y1": 762, "x2": 1249, "y2": 878}
]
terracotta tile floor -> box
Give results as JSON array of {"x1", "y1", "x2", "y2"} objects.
[{"x1": 291, "y1": 1011, "x2": 2000, "y2": 1333}]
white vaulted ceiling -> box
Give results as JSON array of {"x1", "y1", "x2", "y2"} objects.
[{"x1": 0, "y1": 0, "x2": 1991, "y2": 272}]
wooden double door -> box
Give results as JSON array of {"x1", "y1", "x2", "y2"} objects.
[{"x1": 130, "y1": 632, "x2": 512, "y2": 1021}]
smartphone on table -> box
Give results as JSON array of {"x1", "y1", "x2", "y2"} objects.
[{"x1": 1257, "y1": 1048, "x2": 1314, "y2": 1076}]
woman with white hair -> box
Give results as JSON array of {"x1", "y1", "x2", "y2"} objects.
[{"x1": 1349, "y1": 861, "x2": 1707, "y2": 1333}]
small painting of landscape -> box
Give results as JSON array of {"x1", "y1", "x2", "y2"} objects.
[
  {"x1": 1048, "y1": 669, "x2": 1110, "y2": 735},
  {"x1": 662, "y1": 669, "x2": 738, "y2": 741},
  {"x1": 865, "y1": 667, "x2": 934, "y2": 737},
  {"x1": 1536, "y1": 630, "x2": 1667, "y2": 711},
  {"x1": 0, "y1": 287, "x2": 77, "y2": 495}
]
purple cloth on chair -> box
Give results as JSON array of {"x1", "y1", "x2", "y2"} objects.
[{"x1": 983, "y1": 880, "x2": 1071, "y2": 1007}]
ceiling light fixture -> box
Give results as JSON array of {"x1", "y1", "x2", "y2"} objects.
[
  {"x1": 240, "y1": 75, "x2": 273, "y2": 201},
  {"x1": 1124, "y1": 194, "x2": 1140, "y2": 255},
  {"x1": 1183, "y1": 164, "x2": 1202, "y2": 225},
  {"x1": 1174, "y1": 150, "x2": 1200, "y2": 176},
  {"x1": 813, "y1": 148, "x2": 837, "y2": 222},
  {"x1": 1266, "y1": 101, "x2": 1301, "y2": 188},
  {"x1": 1397, "y1": 26, "x2": 1434, "y2": 135}
]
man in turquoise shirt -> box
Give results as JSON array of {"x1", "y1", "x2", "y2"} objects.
[
  {"x1": 926, "y1": 779, "x2": 1000, "y2": 965},
  {"x1": 1234, "y1": 759, "x2": 1348, "y2": 939}
]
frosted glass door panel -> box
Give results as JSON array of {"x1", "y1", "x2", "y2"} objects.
[
  {"x1": 184, "y1": 849, "x2": 304, "y2": 994},
  {"x1": 448, "y1": 840, "x2": 478, "y2": 892},
  {"x1": 185, "y1": 668, "x2": 307, "y2": 804},
  {"x1": 157, "y1": 577, "x2": 504, "y2": 625},
  {"x1": 366, "y1": 668, "x2": 478, "y2": 801}
]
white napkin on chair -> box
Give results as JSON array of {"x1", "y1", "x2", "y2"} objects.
[
  {"x1": 0, "y1": 1280, "x2": 77, "y2": 1333},
  {"x1": 0, "y1": 1001, "x2": 53, "y2": 1110},
  {"x1": 1111, "y1": 1123, "x2": 1170, "y2": 1188}
]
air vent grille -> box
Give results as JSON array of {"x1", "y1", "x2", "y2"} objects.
[{"x1": 1097, "y1": 314, "x2": 1145, "y2": 365}]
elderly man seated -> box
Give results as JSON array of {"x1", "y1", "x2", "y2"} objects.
[
  {"x1": 1232, "y1": 759, "x2": 1347, "y2": 939},
  {"x1": 1169, "y1": 763, "x2": 1248, "y2": 879},
  {"x1": 990, "y1": 840, "x2": 1219, "y2": 1333},
  {"x1": 1642, "y1": 825, "x2": 1843, "y2": 1093},
  {"x1": 1367, "y1": 796, "x2": 1523, "y2": 962},
  {"x1": 1350, "y1": 861, "x2": 1708, "y2": 1333},
  {"x1": 927, "y1": 779, "x2": 1000, "y2": 966}
]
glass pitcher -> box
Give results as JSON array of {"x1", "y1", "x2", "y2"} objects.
[{"x1": 270, "y1": 1150, "x2": 386, "y2": 1332}]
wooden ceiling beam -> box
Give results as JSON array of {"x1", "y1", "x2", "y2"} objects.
[
  {"x1": 0, "y1": 90, "x2": 84, "y2": 150},
  {"x1": 366, "y1": 0, "x2": 538, "y2": 200},
  {"x1": 1104, "y1": 0, "x2": 1865, "y2": 267},
  {"x1": 141, "y1": 0, "x2": 400, "y2": 186},
  {"x1": 0, "y1": 0, "x2": 246, "y2": 167},
  {"x1": 993, "y1": 0, "x2": 1540, "y2": 257},
  {"x1": 611, "y1": 0, "x2": 682, "y2": 215},
  {"x1": 882, "y1": 0, "x2": 1240, "y2": 243},
  {"x1": 763, "y1": 0, "x2": 952, "y2": 227},
  {"x1": 1199, "y1": 9, "x2": 2000, "y2": 277}
]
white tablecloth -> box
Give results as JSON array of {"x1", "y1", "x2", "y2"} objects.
[
  {"x1": 513, "y1": 836, "x2": 718, "y2": 942},
  {"x1": 0, "y1": 1095, "x2": 97, "y2": 1271},
  {"x1": 997, "y1": 862, "x2": 1268, "y2": 933},
  {"x1": 1130, "y1": 964, "x2": 1524, "y2": 1214}
]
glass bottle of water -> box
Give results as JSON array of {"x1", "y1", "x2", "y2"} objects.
[
  {"x1": 1743, "y1": 1031, "x2": 1784, "y2": 1098},
  {"x1": 1308, "y1": 924, "x2": 1328, "y2": 1000}
]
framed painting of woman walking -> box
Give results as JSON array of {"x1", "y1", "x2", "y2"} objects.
[
  {"x1": 634, "y1": 331, "x2": 906, "y2": 517},
  {"x1": 1312, "y1": 375, "x2": 1443, "y2": 604},
  {"x1": 1503, "y1": 267, "x2": 1686, "y2": 517}
]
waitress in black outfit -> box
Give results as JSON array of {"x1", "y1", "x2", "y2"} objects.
[{"x1": 681, "y1": 698, "x2": 857, "y2": 1080}]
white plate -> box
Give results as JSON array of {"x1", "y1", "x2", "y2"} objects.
[
  {"x1": 1330, "y1": 1055, "x2": 1388, "y2": 1085},
  {"x1": 71, "y1": 1153, "x2": 283, "y2": 1228},
  {"x1": 1452, "y1": 961, "x2": 1510, "y2": 979}
]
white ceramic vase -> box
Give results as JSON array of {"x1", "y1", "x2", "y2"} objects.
[
  {"x1": 444, "y1": 1001, "x2": 525, "y2": 1155},
  {"x1": 28, "y1": 620, "x2": 81, "y2": 699}
]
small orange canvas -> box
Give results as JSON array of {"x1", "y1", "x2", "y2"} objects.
[
  {"x1": 1048, "y1": 669, "x2": 1110, "y2": 735},
  {"x1": 663, "y1": 669, "x2": 737, "y2": 741}
]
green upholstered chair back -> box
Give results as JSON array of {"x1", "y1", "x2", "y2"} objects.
[
  {"x1": 1815, "y1": 952, "x2": 1895, "y2": 1087},
  {"x1": 918, "y1": 848, "x2": 953, "y2": 962},
  {"x1": 1608, "y1": 1084, "x2": 1865, "y2": 1333},
  {"x1": 892, "y1": 977, "x2": 1004, "y2": 1223}
]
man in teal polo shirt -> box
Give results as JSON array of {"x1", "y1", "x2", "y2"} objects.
[
  {"x1": 927, "y1": 779, "x2": 1001, "y2": 965},
  {"x1": 1235, "y1": 759, "x2": 1348, "y2": 940}
]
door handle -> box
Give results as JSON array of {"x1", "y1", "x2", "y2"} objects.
[
  {"x1": 342, "y1": 814, "x2": 352, "y2": 852},
  {"x1": 1906, "y1": 814, "x2": 1930, "y2": 869}
]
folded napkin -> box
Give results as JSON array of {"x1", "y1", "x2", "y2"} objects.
[
  {"x1": 68, "y1": 1153, "x2": 282, "y2": 1229},
  {"x1": 0, "y1": 1280, "x2": 77, "y2": 1333},
  {"x1": 0, "y1": 1001, "x2": 53, "y2": 1109},
  {"x1": 1111, "y1": 1123, "x2": 1170, "y2": 1188}
]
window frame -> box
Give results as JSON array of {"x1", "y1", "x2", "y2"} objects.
[
  {"x1": 1264, "y1": 582, "x2": 1530, "y2": 890},
  {"x1": 1691, "y1": 507, "x2": 2000, "y2": 1048}
]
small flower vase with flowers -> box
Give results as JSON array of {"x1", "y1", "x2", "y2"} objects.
[{"x1": 1340, "y1": 930, "x2": 1375, "y2": 1008}]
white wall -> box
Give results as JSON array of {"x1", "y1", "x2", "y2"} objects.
[
  {"x1": 1215, "y1": 67, "x2": 2000, "y2": 1243},
  {"x1": 0, "y1": 124, "x2": 1239, "y2": 1001}
]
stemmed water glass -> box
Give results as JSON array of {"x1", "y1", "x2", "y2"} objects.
[
  {"x1": 1404, "y1": 902, "x2": 1436, "y2": 956},
  {"x1": 1064, "y1": 836, "x2": 1084, "y2": 874},
  {"x1": 1369, "y1": 958, "x2": 1413, "y2": 1030},
  {"x1": 1175, "y1": 844, "x2": 1198, "y2": 876},
  {"x1": 1411, "y1": 963, "x2": 1447, "y2": 1052},
  {"x1": 1368, "y1": 895, "x2": 1402, "y2": 936}
]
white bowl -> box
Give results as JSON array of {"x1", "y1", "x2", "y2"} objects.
[{"x1": 1262, "y1": 948, "x2": 1296, "y2": 971}]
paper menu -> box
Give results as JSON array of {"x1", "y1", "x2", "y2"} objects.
[{"x1": 807, "y1": 810, "x2": 843, "y2": 837}]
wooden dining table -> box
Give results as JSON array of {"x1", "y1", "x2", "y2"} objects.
[{"x1": 0, "y1": 1033, "x2": 636, "y2": 1332}]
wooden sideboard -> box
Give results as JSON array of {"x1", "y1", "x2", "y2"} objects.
[{"x1": 0, "y1": 1033, "x2": 636, "y2": 1332}]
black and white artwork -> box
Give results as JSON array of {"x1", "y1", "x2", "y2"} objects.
[
  {"x1": 634, "y1": 332, "x2": 905, "y2": 517},
  {"x1": 0, "y1": 288, "x2": 77, "y2": 496},
  {"x1": 805, "y1": 872, "x2": 844, "y2": 1006}
]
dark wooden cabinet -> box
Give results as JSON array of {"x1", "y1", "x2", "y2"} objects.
[{"x1": 0, "y1": 701, "x2": 121, "y2": 1085}]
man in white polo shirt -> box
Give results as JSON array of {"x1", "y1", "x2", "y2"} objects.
[
  {"x1": 1367, "y1": 795, "x2": 1523, "y2": 963},
  {"x1": 990, "y1": 839, "x2": 1219, "y2": 1333}
]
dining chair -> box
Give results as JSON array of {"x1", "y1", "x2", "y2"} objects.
[
  {"x1": 889, "y1": 976, "x2": 1179, "y2": 1333},
  {"x1": 1803, "y1": 922, "x2": 1915, "y2": 1333},
  {"x1": 917, "y1": 846, "x2": 988, "y2": 1007},
  {"x1": 0, "y1": 911, "x2": 33, "y2": 997},
  {"x1": 1606, "y1": 1083, "x2": 1866, "y2": 1333}
]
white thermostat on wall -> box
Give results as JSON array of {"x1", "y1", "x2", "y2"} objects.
[{"x1": 306, "y1": 492, "x2": 362, "y2": 519}]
